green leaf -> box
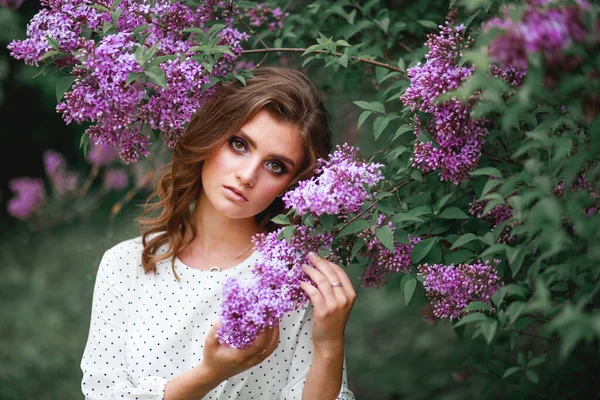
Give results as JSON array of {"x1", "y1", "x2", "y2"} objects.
[
  {"x1": 502, "y1": 366, "x2": 521, "y2": 379},
  {"x1": 525, "y1": 369, "x2": 539, "y2": 384},
  {"x1": 145, "y1": 65, "x2": 167, "y2": 88},
  {"x1": 271, "y1": 214, "x2": 290, "y2": 225},
  {"x1": 481, "y1": 320, "x2": 498, "y2": 344},
  {"x1": 353, "y1": 101, "x2": 385, "y2": 114},
  {"x1": 319, "y1": 214, "x2": 335, "y2": 234},
  {"x1": 282, "y1": 225, "x2": 294, "y2": 242},
  {"x1": 450, "y1": 233, "x2": 479, "y2": 250},
  {"x1": 469, "y1": 167, "x2": 503, "y2": 179},
  {"x1": 411, "y1": 237, "x2": 438, "y2": 264},
  {"x1": 338, "y1": 54, "x2": 348, "y2": 68},
  {"x1": 418, "y1": 20, "x2": 439, "y2": 29},
  {"x1": 392, "y1": 124, "x2": 412, "y2": 141},
  {"x1": 391, "y1": 213, "x2": 424, "y2": 223},
  {"x1": 338, "y1": 219, "x2": 370, "y2": 237},
  {"x1": 55, "y1": 76, "x2": 74, "y2": 102},
  {"x1": 375, "y1": 226, "x2": 395, "y2": 251},
  {"x1": 506, "y1": 246, "x2": 526, "y2": 277},
  {"x1": 404, "y1": 278, "x2": 417, "y2": 305},
  {"x1": 453, "y1": 312, "x2": 488, "y2": 327},
  {"x1": 438, "y1": 207, "x2": 470, "y2": 219},
  {"x1": 373, "y1": 116, "x2": 390, "y2": 140},
  {"x1": 46, "y1": 36, "x2": 60, "y2": 50},
  {"x1": 462, "y1": 301, "x2": 491, "y2": 312},
  {"x1": 302, "y1": 43, "x2": 323, "y2": 56}
]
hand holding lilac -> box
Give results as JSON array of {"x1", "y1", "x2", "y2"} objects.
[
  {"x1": 299, "y1": 252, "x2": 356, "y2": 354},
  {"x1": 201, "y1": 319, "x2": 280, "y2": 383}
]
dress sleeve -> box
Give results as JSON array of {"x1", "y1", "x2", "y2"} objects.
[
  {"x1": 279, "y1": 302, "x2": 356, "y2": 400},
  {"x1": 80, "y1": 246, "x2": 168, "y2": 399}
]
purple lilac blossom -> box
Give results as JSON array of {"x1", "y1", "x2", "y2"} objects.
[
  {"x1": 87, "y1": 143, "x2": 119, "y2": 166},
  {"x1": 282, "y1": 143, "x2": 384, "y2": 216},
  {"x1": 43, "y1": 150, "x2": 78, "y2": 195},
  {"x1": 103, "y1": 169, "x2": 128, "y2": 190},
  {"x1": 401, "y1": 23, "x2": 489, "y2": 184},
  {"x1": 469, "y1": 178, "x2": 514, "y2": 243},
  {"x1": 418, "y1": 260, "x2": 503, "y2": 319},
  {"x1": 217, "y1": 226, "x2": 333, "y2": 349},
  {"x1": 245, "y1": 3, "x2": 290, "y2": 31},
  {"x1": 359, "y1": 214, "x2": 421, "y2": 288},
  {"x1": 8, "y1": 0, "x2": 249, "y2": 164},
  {"x1": 484, "y1": 0, "x2": 590, "y2": 70},
  {"x1": 7, "y1": 177, "x2": 46, "y2": 219}
]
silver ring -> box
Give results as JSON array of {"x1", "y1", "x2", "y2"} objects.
[{"x1": 330, "y1": 282, "x2": 343, "y2": 287}]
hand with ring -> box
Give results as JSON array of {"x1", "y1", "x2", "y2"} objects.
[{"x1": 299, "y1": 251, "x2": 357, "y2": 354}]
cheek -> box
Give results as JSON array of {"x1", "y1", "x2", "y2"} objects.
[{"x1": 202, "y1": 147, "x2": 231, "y2": 182}]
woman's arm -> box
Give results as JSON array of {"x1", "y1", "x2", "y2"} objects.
[
  {"x1": 81, "y1": 246, "x2": 168, "y2": 399},
  {"x1": 280, "y1": 251, "x2": 356, "y2": 400},
  {"x1": 302, "y1": 344, "x2": 345, "y2": 400}
]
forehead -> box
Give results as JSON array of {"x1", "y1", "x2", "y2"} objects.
[{"x1": 239, "y1": 109, "x2": 305, "y2": 166}]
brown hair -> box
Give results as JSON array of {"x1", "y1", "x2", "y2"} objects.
[{"x1": 138, "y1": 66, "x2": 332, "y2": 279}]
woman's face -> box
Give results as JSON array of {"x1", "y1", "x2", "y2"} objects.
[{"x1": 199, "y1": 109, "x2": 305, "y2": 220}]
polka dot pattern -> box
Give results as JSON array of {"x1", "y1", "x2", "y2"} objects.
[{"x1": 80, "y1": 237, "x2": 355, "y2": 399}]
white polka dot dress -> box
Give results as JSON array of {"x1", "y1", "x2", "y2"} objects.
[{"x1": 80, "y1": 237, "x2": 355, "y2": 399}]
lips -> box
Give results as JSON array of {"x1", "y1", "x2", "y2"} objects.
[{"x1": 223, "y1": 185, "x2": 248, "y2": 202}]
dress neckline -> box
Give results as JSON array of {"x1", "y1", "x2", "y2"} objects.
[{"x1": 174, "y1": 249, "x2": 260, "y2": 275}]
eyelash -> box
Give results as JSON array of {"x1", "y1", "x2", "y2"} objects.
[{"x1": 229, "y1": 137, "x2": 287, "y2": 175}]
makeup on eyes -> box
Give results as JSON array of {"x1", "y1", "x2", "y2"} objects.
[{"x1": 229, "y1": 136, "x2": 288, "y2": 175}]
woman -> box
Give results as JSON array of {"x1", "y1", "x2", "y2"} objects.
[{"x1": 80, "y1": 66, "x2": 356, "y2": 399}]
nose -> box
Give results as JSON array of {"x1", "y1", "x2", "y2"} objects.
[{"x1": 235, "y1": 160, "x2": 259, "y2": 187}]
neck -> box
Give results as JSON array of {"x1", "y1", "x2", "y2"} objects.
[{"x1": 184, "y1": 193, "x2": 260, "y2": 261}]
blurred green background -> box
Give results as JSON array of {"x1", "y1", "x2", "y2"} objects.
[{"x1": 0, "y1": 2, "x2": 483, "y2": 399}]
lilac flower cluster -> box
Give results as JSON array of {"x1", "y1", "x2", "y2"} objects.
[
  {"x1": 217, "y1": 226, "x2": 332, "y2": 349},
  {"x1": 401, "y1": 23, "x2": 490, "y2": 184},
  {"x1": 359, "y1": 214, "x2": 421, "y2": 288},
  {"x1": 282, "y1": 143, "x2": 384, "y2": 216},
  {"x1": 469, "y1": 178, "x2": 514, "y2": 243},
  {"x1": 554, "y1": 175, "x2": 600, "y2": 215},
  {"x1": 87, "y1": 143, "x2": 119, "y2": 167},
  {"x1": 43, "y1": 150, "x2": 78, "y2": 195},
  {"x1": 7, "y1": 178, "x2": 46, "y2": 220},
  {"x1": 103, "y1": 169, "x2": 128, "y2": 191},
  {"x1": 8, "y1": 0, "x2": 249, "y2": 163},
  {"x1": 418, "y1": 260, "x2": 503, "y2": 319},
  {"x1": 244, "y1": 3, "x2": 289, "y2": 31},
  {"x1": 484, "y1": 0, "x2": 590, "y2": 70}
]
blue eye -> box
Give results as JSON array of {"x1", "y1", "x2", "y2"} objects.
[{"x1": 230, "y1": 137, "x2": 247, "y2": 152}]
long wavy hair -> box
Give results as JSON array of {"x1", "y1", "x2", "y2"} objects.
[{"x1": 138, "y1": 66, "x2": 332, "y2": 279}]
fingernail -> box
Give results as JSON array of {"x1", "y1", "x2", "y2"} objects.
[
  {"x1": 301, "y1": 264, "x2": 310, "y2": 270},
  {"x1": 308, "y1": 251, "x2": 316, "y2": 259}
]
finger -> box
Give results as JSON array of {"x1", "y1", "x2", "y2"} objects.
[
  {"x1": 307, "y1": 252, "x2": 343, "y2": 299},
  {"x1": 299, "y1": 280, "x2": 325, "y2": 310},
  {"x1": 251, "y1": 326, "x2": 273, "y2": 350},
  {"x1": 264, "y1": 325, "x2": 280, "y2": 358},
  {"x1": 300, "y1": 266, "x2": 332, "y2": 303},
  {"x1": 323, "y1": 259, "x2": 356, "y2": 299},
  {"x1": 205, "y1": 320, "x2": 221, "y2": 347}
]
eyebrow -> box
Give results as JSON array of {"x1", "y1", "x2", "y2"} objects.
[{"x1": 238, "y1": 130, "x2": 297, "y2": 168}]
